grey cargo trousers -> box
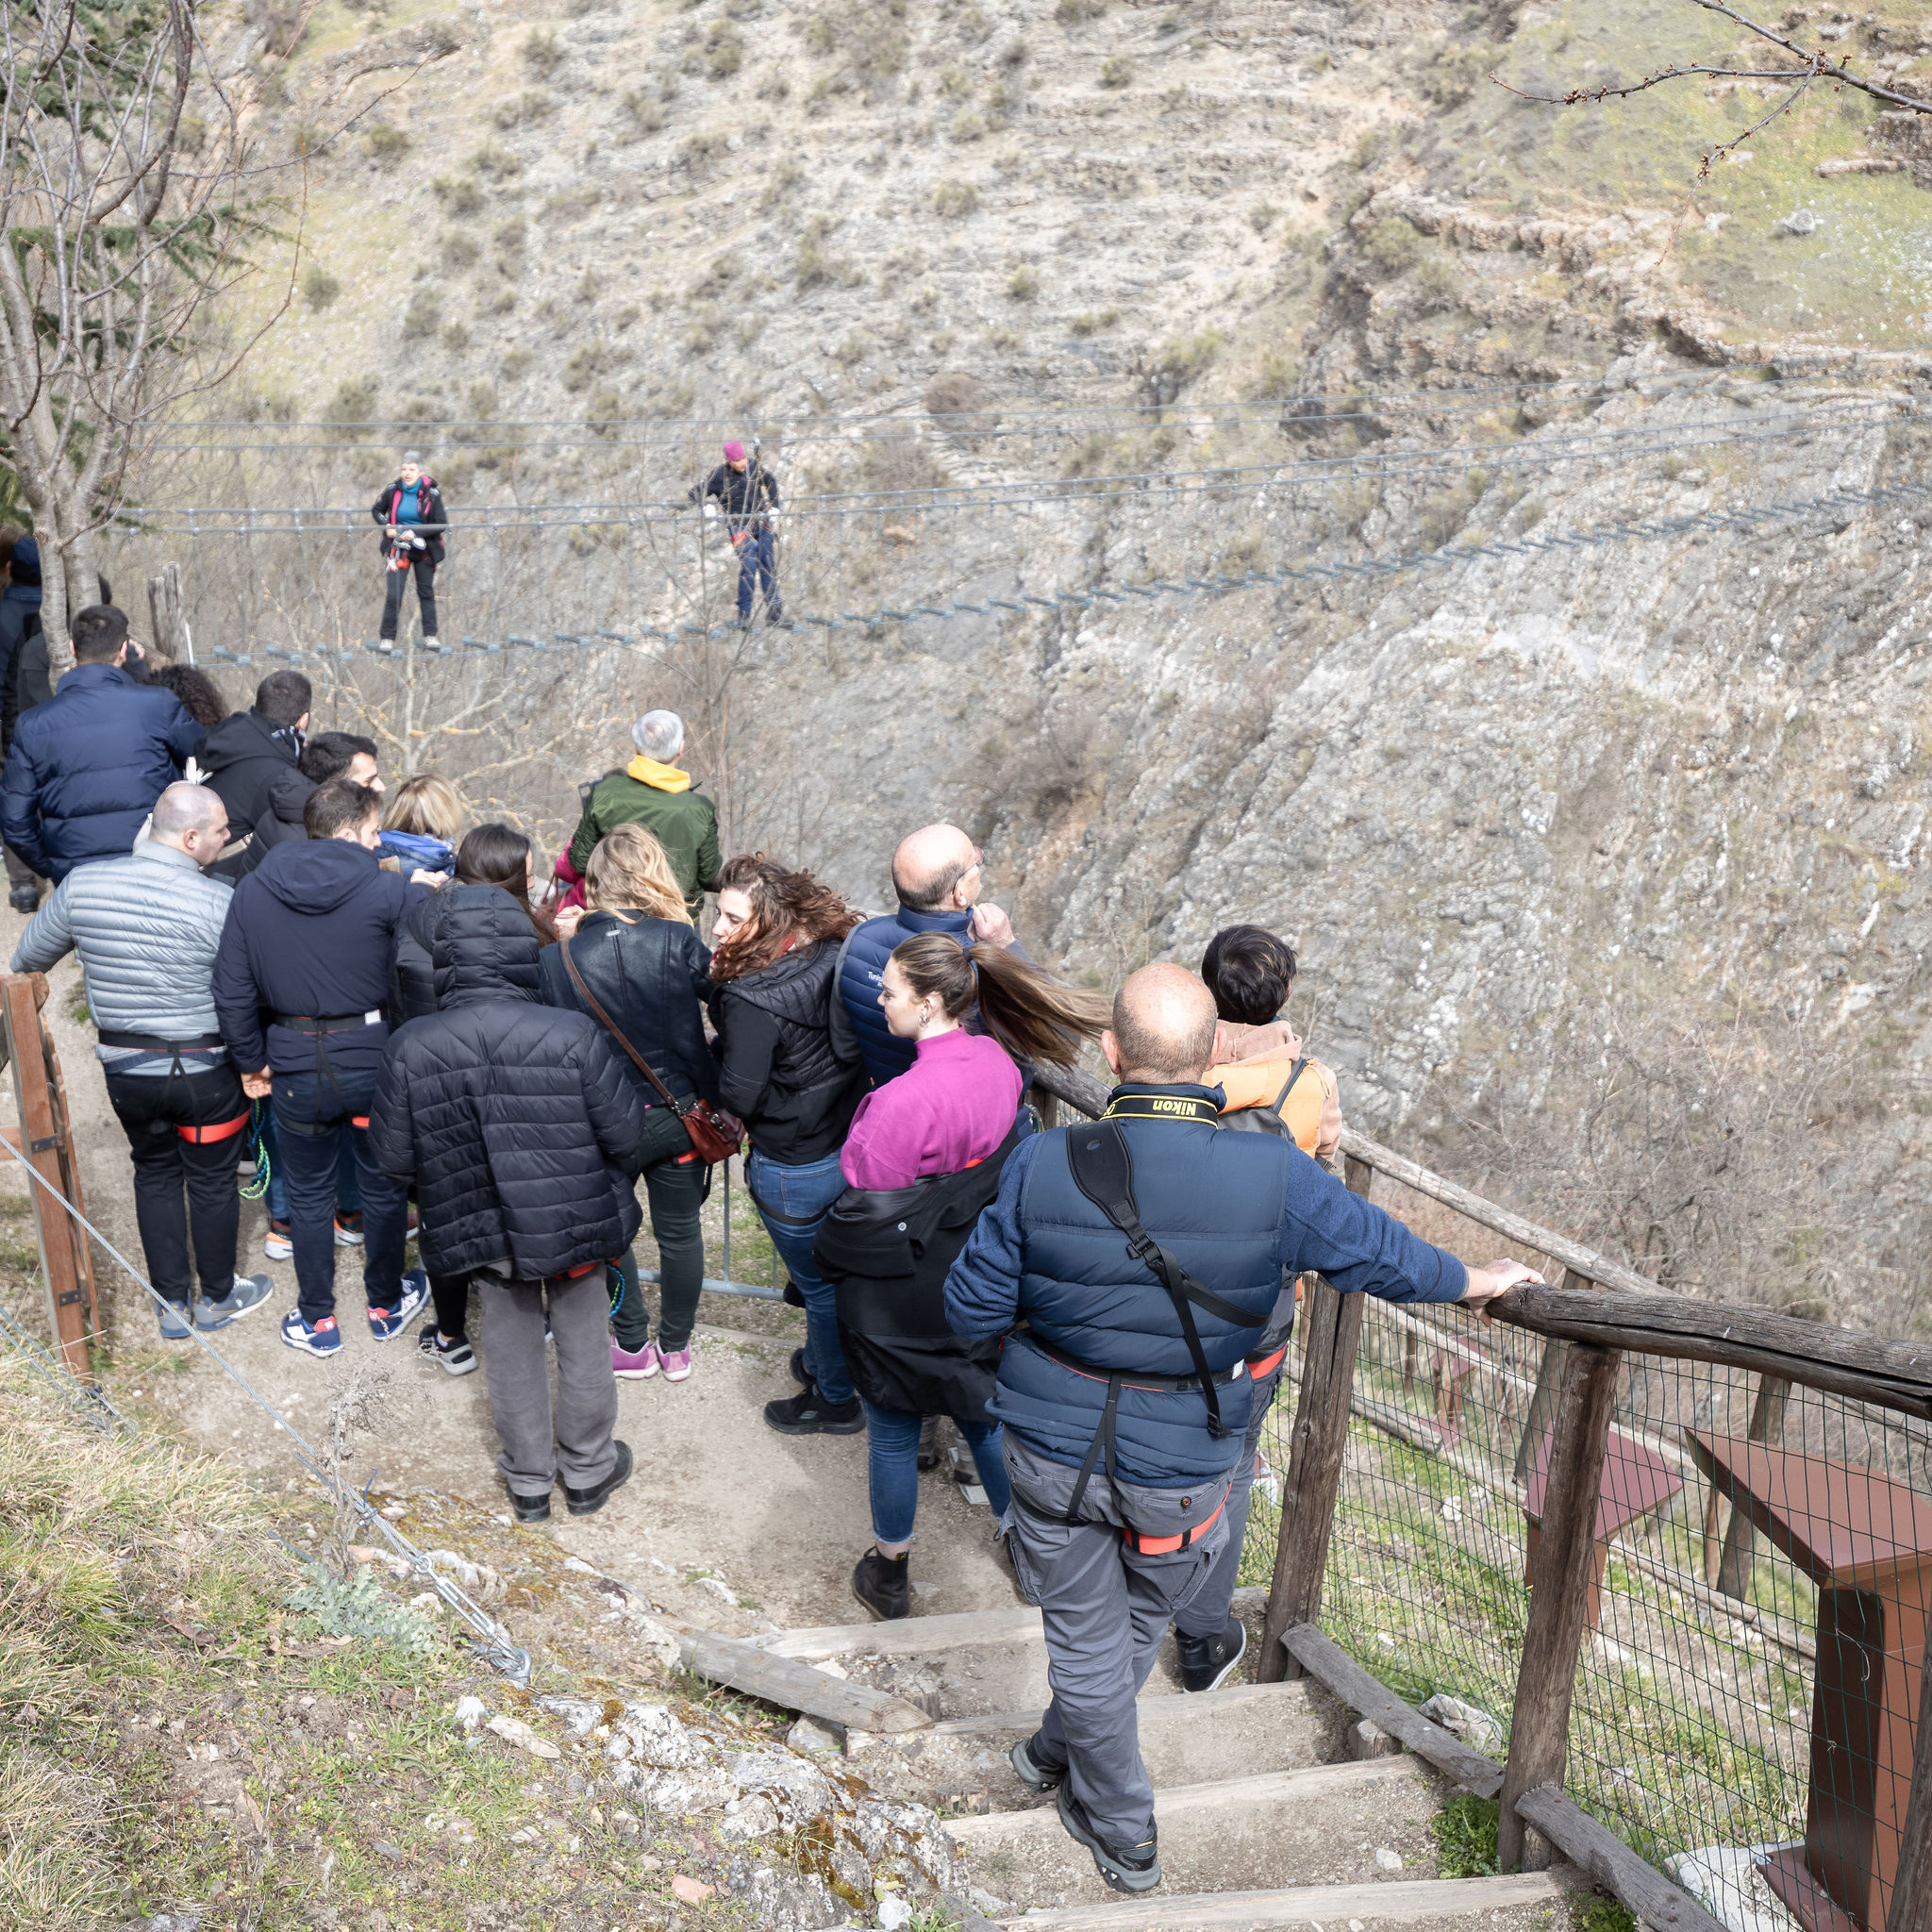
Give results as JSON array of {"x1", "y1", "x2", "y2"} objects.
[
  {"x1": 1004, "y1": 1439, "x2": 1231, "y2": 1846},
  {"x1": 477, "y1": 1272, "x2": 619, "y2": 1496}
]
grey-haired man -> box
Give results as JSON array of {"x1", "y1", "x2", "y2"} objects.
[
  {"x1": 562, "y1": 710, "x2": 722, "y2": 921},
  {"x1": 370, "y1": 451, "x2": 446, "y2": 645}
]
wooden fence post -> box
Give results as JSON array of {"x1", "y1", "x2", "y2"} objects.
[
  {"x1": 147, "y1": 561, "x2": 188, "y2": 661},
  {"x1": 2, "y1": 973, "x2": 97, "y2": 1373},
  {"x1": 1888, "y1": 1616, "x2": 1932, "y2": 1932},
  {"x1": 1712, "y1": 1373, "x2": 1789, "y2": 1599},
  {"x1": 1513, "y1": 1266, "x2": 1591, "y2": 1482},
  {"x1": 1261, "y1": 1152, "x2": 1373, "y2": 1684},
  {"x1": 1498, "y1": 1336, "x2": 1622, "y2": 1872}
]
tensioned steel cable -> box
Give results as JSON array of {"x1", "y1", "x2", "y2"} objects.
[
  {"x1": 117, "y1": 404, "x2": 1922, "y2": 535},
  {"x1": 0, "y1": 1136, "x2": 532, "y2": 1683},
  {"x1": 190, "y1": 460, "x2": 1932, "y2": 666}
]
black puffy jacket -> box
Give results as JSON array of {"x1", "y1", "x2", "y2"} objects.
[
  {"x1": 367, "y1": 887, "x2": 645, "y2": 1281},
  {"x1": 537, "y1": 909, "x2": 718, "y2": 1106},
  {"x1": 710, "y1": 939, "x2": 865, "y2": 1164}
]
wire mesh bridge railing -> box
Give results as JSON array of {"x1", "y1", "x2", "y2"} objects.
[{"x1": 1027, "y1": 1061, "x2": 1932, "y2": 1932}]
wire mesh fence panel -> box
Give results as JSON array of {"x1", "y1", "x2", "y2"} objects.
[{"x1": 1235, "y1": 1172, "x2": 1932, "y2": 1932}]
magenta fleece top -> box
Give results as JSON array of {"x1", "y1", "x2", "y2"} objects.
[{"x1": 839, "y1": 1028, "x2": 1023, "y2": 1191}]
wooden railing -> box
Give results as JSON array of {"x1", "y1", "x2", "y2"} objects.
[{"x1": 1025, "y1": 1063, "x2": 1932, "y2": 1932}]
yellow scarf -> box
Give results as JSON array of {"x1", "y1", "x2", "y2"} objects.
[{"x1": 627, "y1": 756, "x2": 691, "y2": 792}]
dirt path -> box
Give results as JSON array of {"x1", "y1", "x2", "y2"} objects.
[{"x1": 7, "y1": 906, "x2": 1023, "y2": 1641}]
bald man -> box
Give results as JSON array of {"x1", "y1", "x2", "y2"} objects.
[
  {"x1": 945, "y1": 963, "x2": 1540, "y2": 1895},
  {"x1": 832, "y1": 821, "x2": 1018, "y2": 1085},
  {"x1": 11, "y1": 782, "x2": 273, "y2": 1340}
]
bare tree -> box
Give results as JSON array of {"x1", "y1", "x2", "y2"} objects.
[
  {"x1": 1494, "y1": 1, "x2": 1931, "y2": 178},
  {"x1": 0, "y1": 0, "x2": 273, "y2": 677}
]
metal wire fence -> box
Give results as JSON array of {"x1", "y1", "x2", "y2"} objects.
[{"x1": 1242, "y1": 1182, "x2": 1931, "y2": 1932}]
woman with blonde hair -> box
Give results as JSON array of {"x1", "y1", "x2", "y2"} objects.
[
  {"x1": 541, "y1": 824, "x2": 715, "y2": 1382},
  {"x1": 378, "y1": 773, "x2": 463, "y2": 878}
]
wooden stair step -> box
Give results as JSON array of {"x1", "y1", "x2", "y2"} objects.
[{"x1": 991, "y1": 1870, "x2": 1573, "y2": 1931}]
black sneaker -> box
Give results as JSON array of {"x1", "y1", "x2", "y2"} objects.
[
  {"x1": 1175, "y1": 1615, "x2": 1247, "y2": 1693},
  {"x1": 1056, "y1": 1786, "x2": 1160, "y2": 1894},
  {"x1": 1009, "y1": 1734, "x2": 1064, "y2": 1793},
  {"x1": 419, "y1": 1326, "x2": 477, "y2": 1376},
  {"x1": 563, "y1": 1440, "x2": 633, "y2": 1517},
  {"x1": 851, "y1": 1545, "x2": 909, "y2": 1621},
  {"x1": 8, "y1": 885, "x2": 38, "y2": 914},
  {"x1": 789, "y1": 1347, "x2": 811, "y2": 1388},
  {"x1": 763, "y1": 1389, "x2": 864, "y2": 1435},
  {"x1": 508, "y1": 1488, "x2": 551, "y2": 1524}
]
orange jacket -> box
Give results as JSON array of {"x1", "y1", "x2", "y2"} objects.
[{"x1": 1208, "y1": 1020, "x2": 1343, "y2": 1159}]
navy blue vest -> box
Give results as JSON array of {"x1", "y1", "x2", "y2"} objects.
[
  {"x1": 837, "y1": 903, "x2": 974, "y2": 1085},
  {"x1": 992, "y1": 1089, "x2": 1290, "y2": 1489}
]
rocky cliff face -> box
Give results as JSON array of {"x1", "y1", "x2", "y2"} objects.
[{"x1": 172, "y1": 0, "x2": 1932, "y2": 1328}]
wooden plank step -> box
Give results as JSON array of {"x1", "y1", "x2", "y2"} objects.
[
  {"x1": 993, "y1": 1871, "x2": 1570, "y2": 1931},
  {"x1": 760, "y1": 1586, "x2": 1271, "y2": 1663},
  {"x1": 933, "y1": 1678, "x2": 1300, "y2": 1738},
  {"x1": 949, "y1": 1757, "x2": 1423, "y2": 1842},
  {"x1": 679, "y1": 1629, "x2": 933, "y2": 1734}
]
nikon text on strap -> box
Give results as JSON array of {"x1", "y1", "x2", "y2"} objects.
[{"x1": 1065, "y1": 1118, "x2": 1265, "y2": 1462}]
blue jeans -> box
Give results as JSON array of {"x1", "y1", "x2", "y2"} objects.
[
  {"x1": 273, "y1": 1069, "x2": 409, "y2": 1324},
  {"x1": 862, "y1": 1400, "x2": 1009, "y2": 1545},
  {"x1": 264, "y1": 1111, "x2": 360, "y2": 1224},
  {"x1": 745, "y1": 1146, "x2": 849, "y2": 1403},
  {"x1": 735, "y1": 528, "x2": 781, "y2": 620}
]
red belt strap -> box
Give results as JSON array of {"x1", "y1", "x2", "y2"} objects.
[
  {"x1": 350, "y1": 1115, "x2": 370, "y2": 1130},
  {"x1": 1245, "y1": 1344, "x2": 1287, "y2": 1379},
  {"x1": 178, "y1": 1111, "x2": 252, "y2": 1145},
  {"x1": 1124, "y1": 1491, "x2": 1226, "y2": 1557}
]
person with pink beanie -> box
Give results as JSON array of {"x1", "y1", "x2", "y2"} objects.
[{"x1": 690, "y1": 440, "x2": 785, "y2": 628}]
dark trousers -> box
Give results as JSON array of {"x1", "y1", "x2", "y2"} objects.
[
  {"x1": 106, "y1": 1062, "x2": 247, "y2": 1307},
  {"x1": 735, "y1": 528, "x2": 780, "y2": 620},
  {"x1": 429, "y1": 1272, "x2": 471, "y2": 1341},
  {"x1": 611, "y1": 1154, "x2": 706, "y2": 1354},
  {"x1": 3, "y1": 842, "x2": 35, "y2": 891},
  {"x1": 379, "y1": 553, "x2": 438, "y2": 640},
  {"x1": 273, "y1": 1068, "x2": 409, "y2": 1324}
]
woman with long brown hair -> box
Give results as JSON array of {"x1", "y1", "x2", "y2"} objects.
[
  {"x1": 541, "y1": 824, "x2": 716, "y2": 1385},
  {"x1": 708, "y1": 852, "x2": 867, "y2": 1436},
  {"x1": 818, "y1": 932, "x2": 1110, "y2": 1618}
]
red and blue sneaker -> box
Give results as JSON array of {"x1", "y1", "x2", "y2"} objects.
[
  {"x1": 368, "y1": 1271, "x2": 430, "y2": 1341},
  {"x1": 281, "y1": 1310, "x2": 341, "y2": 1356}
]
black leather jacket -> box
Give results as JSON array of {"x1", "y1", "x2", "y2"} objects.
[{"x1": 537, "y1": 908, "x2": 718, "y2": 1106}]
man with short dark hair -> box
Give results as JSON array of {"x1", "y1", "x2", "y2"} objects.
[
  {"x1": 213, "y1": 775, "x2": 429, "y2": 1357},
  {"x1": 1200, "y1": 924, "x2": 1342, "y2": 1158},
  {"x1": 0, "y1": 604, "x2": 204, "y2": 884},
  {"x1": 199, "y1": 670, "x2": 312, "y2": 879},
  {"x1": 944, "y1": 963, "x2": 1540, "y2": 1896},
  {"x1": 242, "y1": 729, "x2": 379, "y2": 875},
  {"x1": 832, "y1": 821, "x2": 1019, "y2": 1086},
  {"x1": 11, "y1": 781, "x2": 274, "y2": 1339}
]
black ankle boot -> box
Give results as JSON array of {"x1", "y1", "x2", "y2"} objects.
[{"x1": 852, "y1": 1545, "x2": 910, "y2": 1621}]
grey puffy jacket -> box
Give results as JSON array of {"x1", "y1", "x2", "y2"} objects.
[{"x1": 10, "y1": 842, "x2": 234, "y2": 1072}]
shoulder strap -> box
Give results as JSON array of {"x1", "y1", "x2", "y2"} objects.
[
  {"x1": 1271, "y1": 1057, "x2": 1308, "y2": 1114},
  {"x1": 1066, "y1": 1122, "x2": 1261, "y2": 1441},
  {"x1": 559, "y1": 936, "x2": 681, "y2": 1110}
]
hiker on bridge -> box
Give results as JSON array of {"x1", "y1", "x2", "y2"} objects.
[
  {"x1": 691, "y1": 440, "x2": 785, "y2": 629},
  {"x1": 371, "y1": 451, "x2": 446, "y2": 648},
  {"x1": 9, "y1": 781, "x2": 274, "y2": 1340},
  {"x1": 815, "y1": 931, "x2": 1110, "y2": 1622},
  {"x1": 943, "y1": 962, "x2": 1541, "y2": 1897}
]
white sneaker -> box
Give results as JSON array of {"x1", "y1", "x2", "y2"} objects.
[{"x1": 264, "y1": 1219, "x2": 292, "y2": 1261}]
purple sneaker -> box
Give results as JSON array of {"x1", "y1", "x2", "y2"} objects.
[
  {"x1": 612, "y1": 1340, "x2": 659, "y2": 1380},
  {"x1": 658, "y1": 1344, "x2": 693, "y2": 1383}
]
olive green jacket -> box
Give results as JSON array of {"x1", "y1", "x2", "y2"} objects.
[{"x1": 566, "y1": 763, "x2": 723, "y2": 918}]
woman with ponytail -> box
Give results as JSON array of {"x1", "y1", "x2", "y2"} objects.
[{"x1": 816, "y1": 932, "x2": 1110, "y2": 1620}]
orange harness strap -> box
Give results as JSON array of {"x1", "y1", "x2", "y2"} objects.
[
  {"x1": 1245, "y1": 1344, "x2": 1287, "y2": 1380},
  {"x1": 1124, "y1": 1491, "x2": 1227, "y2": 1557},
  {"x1": 178, "y1": 1111, "x2": 252, "y2": 1145}
]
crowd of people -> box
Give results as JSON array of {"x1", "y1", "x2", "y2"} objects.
[{"x1": 0, "y1": 593, "x2": 1541, "y2": 1898}]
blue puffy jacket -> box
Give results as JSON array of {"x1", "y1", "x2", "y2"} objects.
[
  {"x1": 944, "y1": 1085, "x2": 1469, "y2": 1488},
  {"x1": 0, "y1": 663, "x2": 204, "y2": 881},
  {"x1": 834, "y1": 902, "x2": 975, "y2": 1085}
]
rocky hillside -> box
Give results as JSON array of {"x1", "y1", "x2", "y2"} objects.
[{"x1": 153, "y1": 0, "x2": 1932, "y2": 1331}]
